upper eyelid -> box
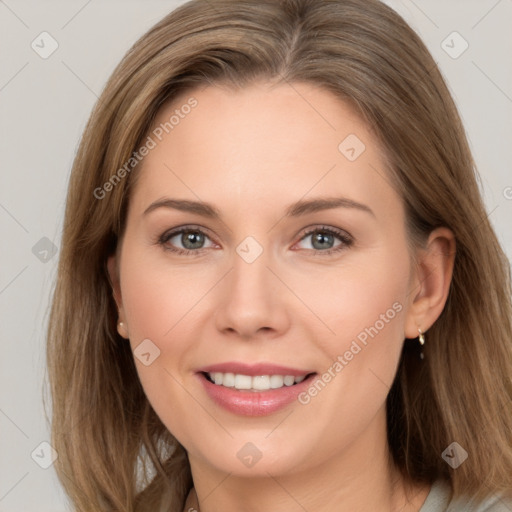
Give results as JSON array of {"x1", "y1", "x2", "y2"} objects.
[{"x1": 161, "y1": 224, "x2": 216, "y2": 242}]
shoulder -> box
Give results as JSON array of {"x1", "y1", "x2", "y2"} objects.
[
  {"x1": 450, "y1": 493, "x2": 512, "y2": 512},
  {"x1": 420, "y1": 479, "x2": 512, "y2": 512}
]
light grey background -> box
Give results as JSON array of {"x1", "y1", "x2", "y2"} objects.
[{"x1": 1, "y1": 0, "x2": 511, "y2": 509}]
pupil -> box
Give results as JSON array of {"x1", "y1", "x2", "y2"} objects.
[
  {"x1": 313, "y1": 232, "x2": 333, "y2": 250},
  {"x1": 183, "y1": 231, "x2": 204, "y2": 249}
]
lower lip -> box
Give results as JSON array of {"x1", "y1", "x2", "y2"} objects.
[{"x1": 197, "y1": 373, "x2": 316, "y2": 416}]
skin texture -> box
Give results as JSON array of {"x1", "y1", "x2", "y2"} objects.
[{"x1": 108, "y1": 81, "x2": 455, "y2": 512}]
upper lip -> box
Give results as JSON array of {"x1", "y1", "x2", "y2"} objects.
[{"x1": 197, "y1": 362, "x2": 315, "y2": 377}]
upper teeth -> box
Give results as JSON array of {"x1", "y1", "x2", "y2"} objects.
[{"x1": 207, "y1": 372, "x2": 306, "y2": 391}]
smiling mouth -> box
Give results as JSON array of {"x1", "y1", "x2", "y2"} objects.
[{"x1": 201, "y1": 371, "x2": 317, "y2": 391}]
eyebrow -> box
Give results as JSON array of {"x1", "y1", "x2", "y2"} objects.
[{"x1": 143, "y1": 196, "x2": 375, "y2": 219}]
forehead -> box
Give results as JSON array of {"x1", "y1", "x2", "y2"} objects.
[{"x1": 130, "y1": 81, "x2": 398, "y2": 219}]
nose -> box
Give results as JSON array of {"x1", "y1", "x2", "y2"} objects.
[{"x1": 214, "y1": 242, "x2": 291, "y2": 340}]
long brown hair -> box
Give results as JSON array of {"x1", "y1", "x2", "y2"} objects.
[{"x1": 46, "y1": 0, "x2": 512, "y2": 510}]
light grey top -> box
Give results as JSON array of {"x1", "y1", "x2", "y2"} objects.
[{"x1": 420, "y1": 480, "x2": 512, "y2": 512}]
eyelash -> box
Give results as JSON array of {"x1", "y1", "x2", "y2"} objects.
[{"x1": 157, "y1": 224, "x2": 354, "y2": 257}]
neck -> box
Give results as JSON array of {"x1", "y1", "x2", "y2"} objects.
[{"x1": 183, "y1": 411, "x2": 430, "y2": 512}]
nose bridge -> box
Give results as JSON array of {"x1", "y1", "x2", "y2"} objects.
[
  {"x1": 213, "y1": 232, "x2": 290, "y2": 337},
  {"x1": 230, "y1": 234, "x2": 272, "y2": 301},
  {"x1": 235, "y1": 234, "x2": 267, "y2": 268}
]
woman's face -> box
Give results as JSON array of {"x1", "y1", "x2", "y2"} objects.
[{"x1": 109, "y1": 81, "x2": 419, "y2": 478}]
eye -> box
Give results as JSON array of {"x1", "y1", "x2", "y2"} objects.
[
  {"x1": 157, "y1": 224, "x2": 353, "y2": 256},
  {"x1": 294, "y1": 225, "x2": 353, "y2": 255},
  {"x1": 158, "y1": 225, "x2": 216, "y2": 255}
]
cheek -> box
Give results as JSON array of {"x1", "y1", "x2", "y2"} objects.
[
  {"x1": 331, "y1": 267, "x2": 406, "y2": 358},
  {"x1": 300, "y1": 245, "x2": 410, "y2": 413},
  {"x1": 121, "y1": 250, "x2": 212, "y2": 344},
  {"x1": 306, "y1": 248, "x2": 409, "y2": 359},
  {"x1": 274, "y1": 256, "x2": 409, "y2": 470},
  {"x1": 118, "y1": 251, "x2": 220, "y2": 440}
]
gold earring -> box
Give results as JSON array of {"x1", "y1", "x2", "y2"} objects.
[{"x1": 418, "y1": 327, "x2": 425, "y2": 345}]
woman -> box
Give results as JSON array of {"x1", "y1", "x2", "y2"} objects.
[{"x1": 46, "y1": 0, "x2": 512, "y2": 510}]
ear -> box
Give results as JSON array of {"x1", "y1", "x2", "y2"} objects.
[
  {"x1": 107, "y1": 253, "x2": 129, "y2": 339},
  {"x1": 404, "y1": 227, "x2": 456, "y2": 339}
]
